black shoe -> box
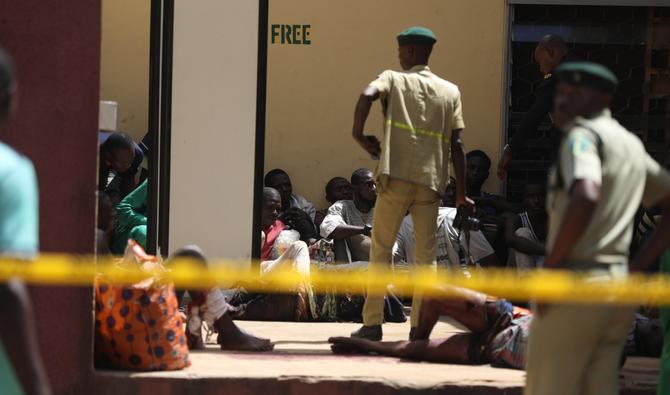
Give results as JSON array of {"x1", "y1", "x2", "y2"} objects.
[
  {"x1": 351, "y1": 325, "x2": 382, "y2": 341},
  {"x1": 408, "y1": 327, "x2": 417, "y2": 341}
]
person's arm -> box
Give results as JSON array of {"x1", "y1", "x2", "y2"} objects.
[
  {"x1": 320, "y1": 203, "x2": 370, "y2": 240},
  {"x1": 451, "y1": 129, "x2": 473, "y2": 208},
  {"x1": 449, "y1": 90, "x2": 472, "y2": 208},
  {"x1": 544, "y1": 179, "x2": 600, "y2": 268},
  {"x1": 116, "y1": 179, "x2": 148, "y2": 232},
  {"x1": 630, "y1": 155, "x2": 670, "y2": 272},
  {"x1": 498, "y1": 79, "x2": 555, "y2": 179},
  {"x1": 352, "y1": 85, "x2": 382, "y2": 157},
  {"x1": 502, "y1": 212, "x2": 545, "y2": 256},
  {"x1": 631, "y1": 202, "x2": 670, "y2": 272}
]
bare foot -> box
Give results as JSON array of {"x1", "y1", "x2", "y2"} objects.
[
  {"x1": 328, "y1": 337, "x2": 370, "y2": 354},
  {"x1": 219, "y1": 331, "x2": 274, "y2": 352}
]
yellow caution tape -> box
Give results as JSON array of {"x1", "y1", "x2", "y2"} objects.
[{"x1": 1, "y1": 254, "x2": 670, "y2": 305}]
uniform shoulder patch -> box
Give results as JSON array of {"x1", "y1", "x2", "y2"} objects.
[{"x1": 567, "y1": 128, "x2": 596, "y2": 156}]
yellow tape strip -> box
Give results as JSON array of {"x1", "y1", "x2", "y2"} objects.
[
  {"x1": 2, "y1": 254, "x2": 670, "y2": 305},
  {"x1": 386, "y1": 120, "x2": 448, "y2": 141}
]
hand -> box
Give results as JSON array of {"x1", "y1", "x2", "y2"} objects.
[
  {"x1": 356, "y1": 135, "x2": 381, "y2": 158},
  {"x1": 497, "y1": 146, "x2": 512, "y2": 180},
  {"x1": 456, "y1": 195, "x2": 475, "y2": 209}
]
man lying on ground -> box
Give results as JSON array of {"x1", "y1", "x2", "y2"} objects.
[{"x1": 329, "y1": 285, "x2": 531, "y2": 370}]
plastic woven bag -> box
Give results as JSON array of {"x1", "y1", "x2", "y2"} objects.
[{"x1": 94, "y1": 240, "x2": 190, "y2": 371}]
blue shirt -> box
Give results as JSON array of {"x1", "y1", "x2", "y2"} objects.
[
  {"x1": 0, "y1": 142, "x2": 38, "y2": 256},
  {"x1": 0, "y1": 141, "x2": 39, "y2": 395}
]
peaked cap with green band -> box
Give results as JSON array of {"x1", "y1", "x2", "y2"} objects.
[
  {"x1": 554, "y1": 61, "x2": 618, "y2": 93},
  {"x1": 397, "y1": 26, "x2": 437, "y2": 46}
]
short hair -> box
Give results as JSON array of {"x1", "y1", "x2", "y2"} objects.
[
  {"x1": 263, "y1": 187, "x2": 280, "y2": 202},
  {"x1": 537, "y1": 34, "x2": 568, "y2": 53},
  {"x1": 351, "y1": 168, "x2": 373, "y2": 186},
  {"x1": 101, "y1": 132, "x2": 134, "y2": 155},
  {"x1": 325, "y1": 177, "x2": 348, "y2": 195},
  {"x1": 466, "y1": 150, "x2": 491, "y2": 170},
  {"x1": 264, "y1": 168, "x2": 288, "y2": 186},
  {"x1": 0, "y1": 47, "x2": 15, "y2": 113}
]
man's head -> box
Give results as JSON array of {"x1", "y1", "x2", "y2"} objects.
[
  {"x1": 523, "y1": 184, "x2": 546, "y2": 215},
  {"x1": 553, "y1": 62, "x2": 617, "y2": 128},
  {"x1": 98, "y1": 191, "x2": 117, "y2": 232},
  {"x1": 264, "y1": 169, "x2": 292, "y2": 207},
  {"x1": 351, "y1": 168, "x2": 377, "y2": 205},
  {"x1": 101, "y1": 132, "x2": 136, "y2": 174},
  {"x1": 261, "y1": 187, "x2": 282, "y2": 229},
  {"x1": 325, "y1": 177, "x2": 353, "y2": 204},
  {"x1": 0, "y1": 48, "x2": 16, "y2": 130},
  {"x1": 396, "y1": 26, "x2": 436, "y2": 71},
  {"x1": 466, "y1": 150, "x2": 491, "y2": 192},
  {"x1": 534, "y1": 35, "x2": 568, "y2": 76}
]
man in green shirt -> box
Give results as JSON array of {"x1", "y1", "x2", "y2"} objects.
[
  {"x1": 525, "y1": 62, "x2": 670, "y2": 395},
  {"x1": 0, "y1": 48, "x2": 51, "y2": 395},
  {"x1": 111, "y1": 179, "x2": 147, "y2": 254}
]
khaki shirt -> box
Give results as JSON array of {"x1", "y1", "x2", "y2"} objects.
[
  {"x1": 369, "y1": 65, "x2": 465, "y2": 194},
  {"x1": 547, "y1": 109, "x2": 670, "y2": 267}
]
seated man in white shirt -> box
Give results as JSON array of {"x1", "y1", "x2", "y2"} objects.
[
  {"x1": 320, "y1": 168, "x2": 376, "y2": 262},
  {"x1": 393, "y1": 207, "x2": 497, "y2": 274}
]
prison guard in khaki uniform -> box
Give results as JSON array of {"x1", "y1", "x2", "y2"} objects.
[
  {"x1": 362, "y1": 60, "x2": 465, "y2": 328},
  {"x1": 525, "y1": 106, "x2": 670, "y2": 395}
]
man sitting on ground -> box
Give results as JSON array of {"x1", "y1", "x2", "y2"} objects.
[
  {"x1": 464, "y1": 150, "x2": 518, "y2": 265},
  {"x1": 265, "y1": 168, "x2": 316, "y2": 220},
  {"x1": 96, "y1": 191, "x2": 117, "y2": 255},
  {"x1": 171, "y1": 246, "x2": 274, "y2": 352},
  {"x1": 99, "y1": 132, "x2": 142, "y2": 205},
  {"x1": 251, "y1": 187, "x2": 315, "y2": 320},
  {"x1": 503, "y1": 184, "x2": 547, "y2": 271},
  {"x1": 466, "y1": 150, "x2": 518, "y2": 215},
  {"x1": 314, "y1": 177, "x2": 353, "y2": 229},
  {"x1": 393, "y1": 206, "x2": 497, "y2": 274},
  {"x1": 111, "y1": 179, "x2": 147, "y2": 254},
  {"x1": 330, "y1": 285, "x2": 531, "y2": 370},
  {"x1": 320, "y1": 168, "x2": 376, "y2": 262}
]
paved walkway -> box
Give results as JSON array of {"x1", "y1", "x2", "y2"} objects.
[{"x1": 95, "y1": 320, "x2": 659, "y2": 395}]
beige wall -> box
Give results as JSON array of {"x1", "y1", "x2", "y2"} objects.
[
  {"x1": 169, "y1": 0, "x2": 259, "y2": 260},
  {"x1": 100, "y1": 0, "x2": 150, "y2": 141},
  {"x1": 266, "y1": 0, "x2": 507, "y2": 209}
]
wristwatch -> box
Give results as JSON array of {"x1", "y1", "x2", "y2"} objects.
[{"x1": 362, "y1": 225, "x2": 372, "y2": 237}]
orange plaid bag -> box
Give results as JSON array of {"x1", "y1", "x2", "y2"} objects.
[{"x1": 94, "y1": 240, "x2": 190, "y2": 371}]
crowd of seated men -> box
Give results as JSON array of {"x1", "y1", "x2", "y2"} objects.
[{"x1": 95, "y1": 136, "x2": 662, "y2": 364}]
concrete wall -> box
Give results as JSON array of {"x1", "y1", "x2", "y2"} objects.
[
  {"x1": 265, "y1": 0, "x2": 507, "y2": 209},
  {"x1": 100, "y1": 0, "x2": 150, "y2": 141},
  {"x1": 169, "y1": 0, "x2": 259, "y2": 260},
  {"x1": 0, "y1": 0, "x2": 100, "y2": 393}
]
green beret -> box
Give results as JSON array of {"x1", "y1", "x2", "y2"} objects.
[
  {"x1": 554, "y1": 61, "x2": 618, "y2": 93},
  {"x1": 397, "y1": 26, "x2": 437, "y2": 46}
]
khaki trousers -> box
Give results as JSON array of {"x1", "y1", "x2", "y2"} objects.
[
  {"x1": 525, "y1": 304, "x2": 635, "y2": 395},
  {"x1": 363, "y1": 178, "x2": 439, "y2": 327}
]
